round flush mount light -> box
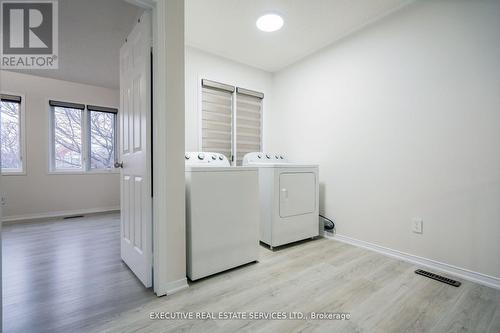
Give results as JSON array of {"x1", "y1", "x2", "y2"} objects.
[{"x1": 256, "y1": 13, "x2": 284, "y2": 32}]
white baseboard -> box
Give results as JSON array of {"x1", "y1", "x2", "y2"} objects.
[
  {"x1": 1, "y1": 206, "x2": 120, "y2": 223},
  {"x1": 156, "y1": 277, "x2": 189, "y2": 296},
  {"x1": 324, "y1": 233, "x2": 500, "y2": 290}
]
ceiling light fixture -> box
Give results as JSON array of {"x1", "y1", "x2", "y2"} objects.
[{"x1": 256, "y1": 13, "x2": 284, "y2": 32}]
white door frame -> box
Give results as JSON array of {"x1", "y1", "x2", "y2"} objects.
[
  {"x1": 0, "y1": 172, "x2": 3, "y2": 327},
  {"x1": 127, "y1": 0, "x2": 188, "y2": 296}
]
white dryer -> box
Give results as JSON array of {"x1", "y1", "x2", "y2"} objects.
[
  {"x1": 243, "y1": 152, "x2": 319, "y2": 249},
  {"x1": 185, "y1": 152, "x2": 260, "y2": 280}
]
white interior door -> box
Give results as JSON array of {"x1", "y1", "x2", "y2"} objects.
[{"x1": 119, "y1": 12, "x2": 152, "y2": 287}]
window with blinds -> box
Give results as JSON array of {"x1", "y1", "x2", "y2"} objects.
[
  {"x1": 235, "y1": 88, "x2": 263, "y2": 165},
  {"x1": 201, "y1": 79, "x2": 234, "y2": 160},
  {"x1": 48, "y1": 100, "x2": 118, "y2": 172},
  {"x1": 201, "y1": 79, "x2": 263, "y2": 165}
]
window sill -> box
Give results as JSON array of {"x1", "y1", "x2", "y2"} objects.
[
  {"x1": 48, "y1": 169, "x2": 119, "y2": 175},
  {"x1": 1, "y1": 171, "x2": 26, "y2": 176},
  {"x1": 88, "y1": 169, "x2": 120, "y2": 175}
]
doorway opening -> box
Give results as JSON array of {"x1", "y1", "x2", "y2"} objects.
[{"x1": 1, "y1": 1, "x2": 155, "y2": 332}]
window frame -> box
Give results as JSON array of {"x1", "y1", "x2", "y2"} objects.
[
  {"x1": 49, "y1": 102, "x2": 85, "y2": 173},
  {"x1": 48, "y1": 100, "x2": 119, "y2": 175},
  {"x1": 234, "y1": 87, "x2": 264, "y2": 166},
  {"x1": 0, "y1": 92, "x2": 26, "y2": 176},
  {"x1": 86, "y1": 108, "x2": 119, "y2": 173},
  {"x1": 198, "y1": 78, "x2": 264, "y2": 166},
  {"x1": 198, "y1": 79, "x2": 235, "y2": 162}
]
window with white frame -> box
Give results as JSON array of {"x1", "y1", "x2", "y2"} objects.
[
  {"x1": 88, "y1": 105, "x2": 117, "y2": 170},
  {"x1": 49, "y1": 100, "x2": 118, "y2": 172},
  {"x1": 1, "y1": 94, "x2": 25, "y2": 174},
  {"x1": 201, "y1": 79, "x2": 263, "y2": 165},
  {"x1": 51, "y1": 102, "x2": 84, "y2": 170}
]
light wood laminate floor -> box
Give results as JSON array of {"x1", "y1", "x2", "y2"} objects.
[
  {"x1": 2, "y1": 213, "x2": 155, "y2": 333},
  {"x1": 3, "y1": 213, "x2": 500, "y2": 333}
]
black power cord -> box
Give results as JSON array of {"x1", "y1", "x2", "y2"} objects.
[{"x1": 319, "y1": 214, "x2": 335, "y2": 231}]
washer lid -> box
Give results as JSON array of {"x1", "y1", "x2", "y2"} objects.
[{"x1": 185, "y1": 166, "x2": 258, "y2": 172}]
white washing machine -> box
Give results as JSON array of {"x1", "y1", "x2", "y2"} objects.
[
  {"x1": 185, "y1": 152, "x2": 260, "y2": 280},
  {"x1": 243, "y1": 152, "x2": 319, "y2": 249}
]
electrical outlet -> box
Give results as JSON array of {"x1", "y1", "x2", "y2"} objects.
[{"x1": 412, "y1": 218, "x2": 423, "y2": 234}]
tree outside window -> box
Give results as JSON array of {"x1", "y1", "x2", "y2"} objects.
[
  {"x1": 90, "y1": 111, "x2": 116, "y2": 169},
  {"x1": 51, "y1": 104, "x2": 117, "y2": 172},
  {"x1": 0, "y1": 101, "x2": 22, "y2": 172}
]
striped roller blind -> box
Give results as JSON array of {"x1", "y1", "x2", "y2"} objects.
[
  {"x1": 201, "y1": 80, "x2": 234, "y2": 160},
  {"x1": 235, "y1": 88, "x2": 264, "y2": 165}
]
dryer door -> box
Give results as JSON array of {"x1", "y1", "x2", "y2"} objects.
[{"x1": 279, "y1": 172, "x2": 316, "y2": 218}]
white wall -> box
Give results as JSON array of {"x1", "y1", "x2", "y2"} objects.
[
  {"x1": 185, "y1": 46, "x2": 273, "y2": 151},
  {"x1": 153, "y1": 0, "x2": 188, "y2": 295},
  {"x1": 0, "y1": 71, "x2": 120, "y2": 220},
  {"x1": 267, "y1": 1, "x2": 500, "y2": 279}
]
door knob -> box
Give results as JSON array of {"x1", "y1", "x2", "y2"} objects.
[{"x1": 114, "y1": 161, "x2": 124, "y2": 168}]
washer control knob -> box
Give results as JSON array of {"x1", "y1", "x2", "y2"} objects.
[
  {"x1": 185, "y1": 154, "x2": 190, "y2": 160},
  {"x1": 258, "y1": 154, "x2": 262, "y2": 159},
  {"x1": 219, "y1": 155, "x2": 223, "y2": 160},
  {"x1": 198, "y1": 153, "x2": 205, "y2": 160},
  {"x1": 266, "y1": 154, "x2": 271, "y2": 159},
  {"x1": 280, "y1": 155, "x2": 284, "y2": 159},
  {"x1": 275, "y1": 155, "x2": 279, "y2": 159},
  {"x1": 211, "y1": 155, "x2": 216, "y2": 160}
]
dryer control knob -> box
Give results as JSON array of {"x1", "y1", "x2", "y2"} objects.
[
  {"x1": 185, "y1": 154, "x2": 190, "y2": 160},
  {"x1": 198, "y1": 153, "x2": 205, "y2": 160},
  {"x1": 266, "y1": 154, "x2": 271, "y2": 159},
  {"x1": 258, "y1": 154, "x2": 262, "y2": 159},
  {"x1": 280, "y1": 155, "x2": 284, "y2": 159},
  {"x1": 211, "y1": 155, "x2": 216, "y2": 160},
  {"x1": 275, "y1": 155, "x2": 279, "y2": 159},
  {"x1": 219, "y1": 155, "x2": 223, "y2": 160}
]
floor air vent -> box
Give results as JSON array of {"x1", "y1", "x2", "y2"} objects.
[
  {"x1": 415, "y1": 269, "x2": 461, "y2": 287},
  {"x1": 63, "y1": 215, "x2": 84, "y2": 220}
]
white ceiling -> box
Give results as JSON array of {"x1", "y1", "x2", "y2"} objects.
[
  {"x1": 9, "y1": 0, "x2": 143, "y2": 89},
  {"x1": 7, "y1": 1, "x2": 412, "y2": 88},
  {"x1": 186, "y1": 0, "x2": 411, "y2": 72}
]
